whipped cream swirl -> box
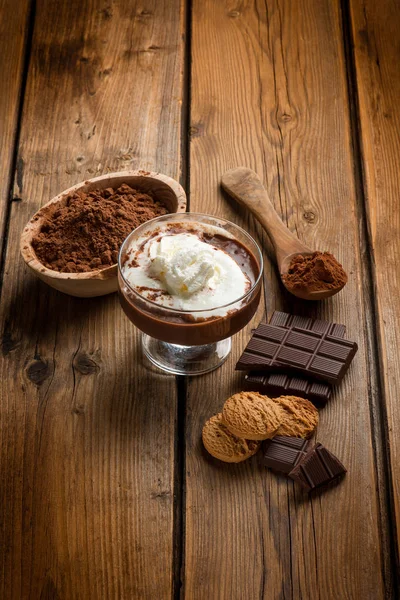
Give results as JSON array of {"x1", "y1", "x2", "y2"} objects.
[{"x1": 122, "y1": 225, "x2": 251, "y2": 316}]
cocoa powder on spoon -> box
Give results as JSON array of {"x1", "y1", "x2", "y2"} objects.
[{"x1": 281, "y1": 252, "x2": 348, "y2": 294}]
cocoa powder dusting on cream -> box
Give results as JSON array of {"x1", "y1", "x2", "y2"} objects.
[
  {"x1": 282, "y1": 252, "x2": 347, "y2": 293},
  {"x1": 32, "y1": 184, "x2": 168, "y2": 272}
]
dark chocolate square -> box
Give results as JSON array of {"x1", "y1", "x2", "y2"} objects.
[
  {"x1": 262, "y1": 436, "x2": 312, "y2": 474},
  {"x1": 289, "y1": 443, "x2": 347, "y2": 491}
]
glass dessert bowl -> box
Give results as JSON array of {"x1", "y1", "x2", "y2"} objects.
[{"x1": 118, "y1": 213, "x2": 263, "y2": 375}]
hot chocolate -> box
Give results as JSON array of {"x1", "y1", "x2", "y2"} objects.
[{"x1": 118, "y1": 218, "x2": 262, "y2": 346}]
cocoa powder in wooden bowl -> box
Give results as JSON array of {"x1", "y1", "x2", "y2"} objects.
[
  {"x1": 20, "y1": 171, "x2": 187, "y2": 297},
  {"x1": 32, "y1": 184, "x2": 168, "y2": 273}
]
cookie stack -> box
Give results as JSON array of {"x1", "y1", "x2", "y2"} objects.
[
  {"x1": 203, "y1": 392, "x2": 318, "y2": 461},
  {"x1": 202, "y1": 392, "x2": 346, "y2": 491}
]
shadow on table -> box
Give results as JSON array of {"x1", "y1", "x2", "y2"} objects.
[
  {"x1": 2, "y1": 275, "x2": 177, "y2": 441},
  {"x1": 2, "y1": 275, "x2": 115, "y2": 350}
]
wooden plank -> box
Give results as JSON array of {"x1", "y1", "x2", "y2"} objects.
[
  {"x1": 0, "y1": 0, "x2": 30, "y2": 248},
  {"x1": 349, "y1": 0, "x2": 400, "y2": 570},
  {"x1": 185, "y1": 1, "x2": 388, "y2": 598},
  {"x1": 0, "y1": 0, "x2": 185, "y2": 598}
]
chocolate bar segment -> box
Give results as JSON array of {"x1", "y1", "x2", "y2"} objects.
[
  {"x1": 236, "y1": 322, "x2": 357, "y2": 384},
  {"x1": 289, "y1": 442, "x2": 347, "y2": 491},
  {"x1": 269, "y1": 311, "x2": 347, "y2": 338},
  {"x1": 262, "y1": 436, "x2": 312, "y2": 473},
  {"x1": 245, "y1": 373, "x2": 332, "y2": 406}
]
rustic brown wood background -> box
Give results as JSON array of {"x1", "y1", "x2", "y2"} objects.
[{"x1": 0, "y1": 0, "x2": 398, "y2": 598}]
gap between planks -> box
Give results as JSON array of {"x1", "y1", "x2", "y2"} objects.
[
  {"x1": 173, "y1": 376, "x2": 187, "y2": 600},
  {"x1": 0, "y1": 0, "x2": 36, "y2": 299},
  {"x1": 173, "y1": 0, "x2": 192, "y2": 596},
  {"x1": 340, "y1": 0, "x2": 398, "y2": 595}
]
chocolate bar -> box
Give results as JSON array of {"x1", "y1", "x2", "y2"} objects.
[
  {"x1": 236, "y1": 317, "x2": 357, "y2": 384},
  {"x1": 289, "y1": 442, "x2": 347, "y2": 491},
  {"x1": 244, "y1": 312, "x2": 347, "y2": 405},
  {"x1": 262, "y1": 436, "x2": 312, "y2": 473},
  {"x1": 245, "y1": 373, "x2": 332, "y2": 407}
]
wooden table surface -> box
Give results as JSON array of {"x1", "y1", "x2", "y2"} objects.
[{"x1": 1, "y1": 1, "x2": 399, "y2": 598}]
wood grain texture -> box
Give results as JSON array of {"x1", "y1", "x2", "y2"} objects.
[
  {"x1": 0, "y1": 0, "x2": 184, "y2": 598},
  {"x1": 185, "y1": 0, "x2": 388, "y2": 598},
  {"x1": 350, "y1": 0, "x2": 400, "y2": 568},
  {"x1": 0, "y1": 0, "x2": 30, "y2": 247}
]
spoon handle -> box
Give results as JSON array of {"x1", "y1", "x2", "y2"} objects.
[{"x1": 221, "y1": 167, "x2": 310, "y2": 269}]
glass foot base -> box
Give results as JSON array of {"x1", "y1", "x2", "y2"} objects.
[{"x1": 142, "y1": 334, "x2": 232, "y2": 376}]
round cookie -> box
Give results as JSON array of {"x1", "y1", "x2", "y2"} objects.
[
  {"x1": 273, "y1": 395, "x2": 319, "y2": 439},
  {"x1": 221, "y1": 391, "x2": 284, "y2": 440},
  {"x1": 202, "y1": 413, "x2": 260, "y2": 463}
]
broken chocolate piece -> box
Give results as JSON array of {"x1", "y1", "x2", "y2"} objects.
[
  {"x1": 289, "y1": 442, "x2": 347, "y2": 491},
  {"x1": 262, "y1": 436, "x2": 312, "y2": 474}
]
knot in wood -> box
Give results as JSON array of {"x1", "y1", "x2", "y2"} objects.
[
  {"x1": 2, "y1": 327, "x2": 18, "y2": 355},
  {"x1": 189, "y1": 124, "x2": 204, "y2": 138},
  {"x1": 303, "y1": 211, "x2": 316, "y2": 222},
  {"x1": 228, "y1": 10, "x2": 241, "y2": 18},
  {"x1": 73, "y1": 353, "x2": 100, "y2": 375},
  {"x1": 280, "y1": 112, "x2": 292, "y2": 122},
  {"x1": 357, "y1": 29, "x2": 370, "y2": 52},
  {"x1": 98, "y1": 6, "x2": 113, "y2": 20},
  {"x1": 150, "y1": 489, "x2": 171, "y2": 501},
  {"x1": 26, "y1": 359, "x2": 51, "y2": 385},
  {"x1": 137, "y1": 9, "x2": 152, "y2": 20}
]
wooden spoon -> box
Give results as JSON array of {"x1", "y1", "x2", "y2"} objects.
[{"x1": 221, "y1": 167, "x2": 346, "y2": 300}]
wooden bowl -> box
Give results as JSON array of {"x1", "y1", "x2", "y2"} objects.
[{"x1": 20, "y1": 170, "x2": 187, "y2": 297}]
